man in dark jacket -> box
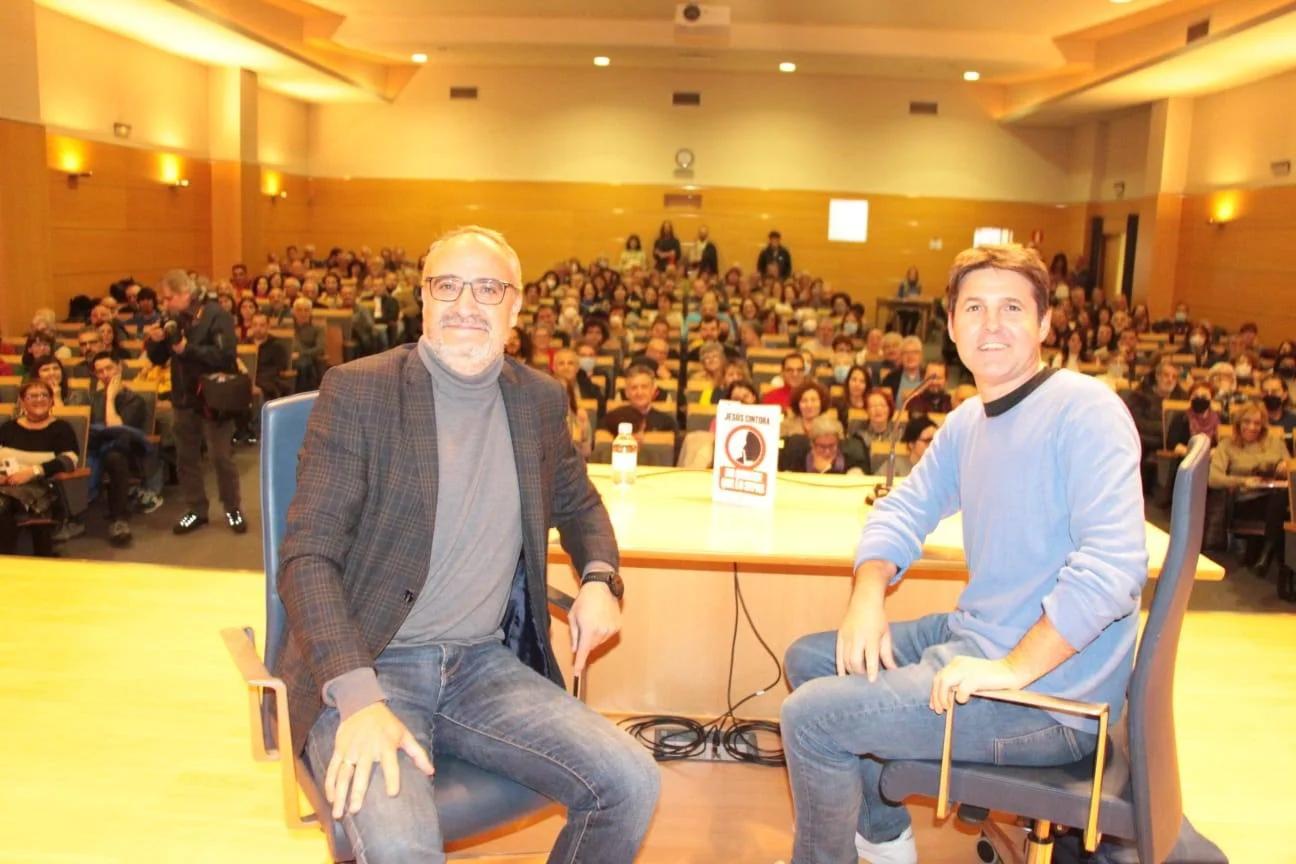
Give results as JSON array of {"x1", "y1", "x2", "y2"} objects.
[
  {"x1": 235, "y1": 312, "x2": 291, "y2": 445},
  {"x1": 144, "y1": 269, "x2": 245, "y2": 535},
  {"x1": 693, "y1": 225, "x2": 719, "y2": 276},
  {"x1": 757, "y1": 230, "x2": 793, "y2": 279},
  {"x1": 278, "y1": 227, "x2": 659, "y2": 860},
  {"x1": 88, "y1": 352, "x2": 150, "y2": 546},
  {"x1": 1122, "y1": 358, "x2": 1187, "y2": 494}
]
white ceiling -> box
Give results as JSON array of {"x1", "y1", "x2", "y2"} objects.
[
  {"x1": 309, "y1": 0, "x2": 1176, "y2": 34},
  {"x1": 1013, "y1": 8, "x2": 1296, "y2": 123},
  {"x1": 409, "y1": 44, "x2": 1026, "y2": 81},
  {"x1": 35, "y1": 0, "x2": 382, "y2": 103},
  {"x1": 311, "y1": 0, "x2": 1184, "y2": 82},
  {"x1": 30, "y1": 0, "x2": 1296, "y2": 123}
]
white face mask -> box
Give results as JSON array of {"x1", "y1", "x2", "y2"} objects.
[
  {"x1": 1189, "y1": 335, "x2": 1206, "y2": 349},
  {"x1": 802, "y1": 319, "x2": 817, "y2": 334},
  {"x1": 1236, "y1": 364, "x2": 1253, "y2": 378},
  {"x1": 577, "y1": 356, "x2": 596, "y2": 374},
  {"x1": 842, "y1": 322, "x2": 859, "y2": 335}
]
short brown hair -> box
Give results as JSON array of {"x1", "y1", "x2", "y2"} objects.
[
  {"x1": 946, "y1": 244, "x2": 1050, "y2": 321},
  {"x1": 789, "y1": 380, "x2": 830, "y2": 418},
  {"x1": 18, "y1": 379, "x2": 54, "y2": 401}
]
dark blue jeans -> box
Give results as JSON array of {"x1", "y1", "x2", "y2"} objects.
[
  {"x1": 306, "y1": 640, "x2": 659, "y2": 864},
  {"x1": 781, "y1": 613, "x2": 1098, "y2": 864}
]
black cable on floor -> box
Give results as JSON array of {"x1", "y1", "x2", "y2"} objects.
[
  {"x1": 714, "y1": 562, "x2": 785, "y2": 766},
  {"x1": 618, "y1": 562, "x2": 785, "y2": 767}
]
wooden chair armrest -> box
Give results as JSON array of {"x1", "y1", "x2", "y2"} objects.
[
  {"x1": 219, "y1": 627, "x2": 312, "y2": 831},
  {"x1": 970, "y1": 688, "x2": 1109, "y2": 719},
  {"x1": 937, "y1": 689, "x2": 1111, "y2": 853}
]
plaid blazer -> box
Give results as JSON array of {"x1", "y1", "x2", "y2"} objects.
[{"x1": 277, "y1": 345, "x2": 619, "y2": 755}]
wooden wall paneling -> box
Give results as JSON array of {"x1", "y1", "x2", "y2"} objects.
[
  {"x1": 1175, "y1": 186, "x2": 1296, "y2": 337},
  {"x1": 0, "y1": 119, "x2": 55, "y2": 337},
  {"x1": 260, "y1": 172, "x2": 313, "y2": 263},
  {"x1": 46, "y1": 173, "x2": 130, "y2": 232},
  {"x1": 210, "y1": 160, "x2": 245, "y2": 279},
  {"x1": 43, "y1": 132, "x2": 212, "y2": 310}
]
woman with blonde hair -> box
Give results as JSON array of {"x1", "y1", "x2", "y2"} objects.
[{"x1": 1207, "y1": 401, "x2": 1289, "y2": 582}]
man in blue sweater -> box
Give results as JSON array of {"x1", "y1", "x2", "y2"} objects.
[{"x1": 779, "y1": 245, "x2": 1148, "y2": 864}]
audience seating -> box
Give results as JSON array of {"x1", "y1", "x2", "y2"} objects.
[
  {"x1": 50, "y1": 404, "x2": 92, "y2": 517},
  {"x1": 592, "y1": 429, "x2": 675, "y2": 466},
  {"x1": 685, "y1": 403, "x2": 717, "y2": 432}
]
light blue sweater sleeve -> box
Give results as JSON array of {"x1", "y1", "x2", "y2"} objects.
[
  {"x1": 1041, "y1": 395, "x2": 1149, "y2": 651},
  {"x1": 854, "y1": 408, "x2": 963, "y2": 580}
]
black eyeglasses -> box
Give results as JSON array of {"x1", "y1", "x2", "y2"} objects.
[{"x1": 425, "y1": 275, "x2": 515, "y2": 306}]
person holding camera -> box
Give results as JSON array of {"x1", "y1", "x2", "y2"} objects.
[{"x1": 145, "y1": 269, "x2": 247, "y2": 535}]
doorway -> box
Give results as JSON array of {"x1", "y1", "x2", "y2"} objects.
[{"x1": 1102, "y1": 233, "x2": 1126, "y2": 298}]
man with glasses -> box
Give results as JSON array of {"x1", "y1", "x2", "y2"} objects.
[
  {"x1": 762, "y1": 352, "x2": 808, "y2": 413},
  {"x1": 70, "y1": 328, "x2": 105, "y2": 379},
  {"x1": 278, "y1": 226, "x2": 659, "y2": 862}
]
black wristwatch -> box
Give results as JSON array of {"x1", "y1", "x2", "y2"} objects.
[{"x1": 580, "y1": 569, "x2": 624, "y2": 599}]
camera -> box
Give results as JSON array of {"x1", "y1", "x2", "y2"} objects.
[
  {"x1": 159, "y1": 316, "x2": 184, "y2": 345},
  {"x1": 682, "y1": 2, "x2": 702, "y2": 21}
]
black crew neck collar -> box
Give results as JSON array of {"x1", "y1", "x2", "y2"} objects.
[{"x1": 983, "y1": 366, "x2": 1057, "y2": 418}]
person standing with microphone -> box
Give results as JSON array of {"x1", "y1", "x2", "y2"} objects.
[{"x1": 778, "y1": 244, "x2": 1148, "y2": 864}]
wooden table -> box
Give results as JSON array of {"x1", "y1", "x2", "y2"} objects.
[{"x1": 545, "y1": 466, "x2": 1222, "y2": 720}]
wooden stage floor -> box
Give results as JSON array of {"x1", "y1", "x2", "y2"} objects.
[{"x1": 1, "y1": 559, "x2": 1291, "y2": 863}]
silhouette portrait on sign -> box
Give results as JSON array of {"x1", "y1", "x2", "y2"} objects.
[{"x1": 742, "y1": 430, "x2": 761, "y2": 465}]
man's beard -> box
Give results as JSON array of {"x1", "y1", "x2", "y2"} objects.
[{"x1": 427, "y1": 311, "x2": 502, "y2": 376}]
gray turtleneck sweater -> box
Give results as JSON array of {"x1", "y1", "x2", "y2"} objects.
[{"x1": 324, "y1": 339, "x2": 523, "y2": 718}]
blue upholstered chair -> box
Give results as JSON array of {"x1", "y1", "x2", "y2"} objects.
[
  {"x1": 879, "y1": 433, "x2": 1212, "y2": 864},
  {"x1": 222, "y1": 390, "x2": 571, "y2": 862}
]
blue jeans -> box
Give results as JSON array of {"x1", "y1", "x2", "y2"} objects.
[
  {"x1": 306, "y1": 640, "x2": 660, "y2": 864},
  {"x1": 781, "y1": 613, "x2": 1098, "y2": 864}
]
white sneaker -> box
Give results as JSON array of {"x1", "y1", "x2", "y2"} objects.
[
  {"x1": 772, "y1": 827, "x2": 918, "y2": 864},
  {"x1": 855, "y1": 826, "x2": 918, "y2": 864}
]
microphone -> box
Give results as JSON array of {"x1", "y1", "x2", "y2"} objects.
[{"x1": 867, "y1": 373, "x2": 939, "y2": 505}]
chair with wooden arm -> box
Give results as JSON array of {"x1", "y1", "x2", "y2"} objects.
[
  {"x1": 220, "y1": 390, "x2": 577, "y2": 862},
  {"x1": 879, "y1": 434, "x2": 1211, "y2": 864}
]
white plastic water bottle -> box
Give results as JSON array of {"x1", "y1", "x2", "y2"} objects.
[{"x1": 611, "y1": 422, "x2": 638, "y2": 486}]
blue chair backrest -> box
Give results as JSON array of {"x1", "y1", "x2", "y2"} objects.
[
  {"x1": 1128, "y1": 433, "x2": 1209, "y2": 864},
  {"x1": 260, "y1": 391, "x2": 319, "y2": 677}
]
